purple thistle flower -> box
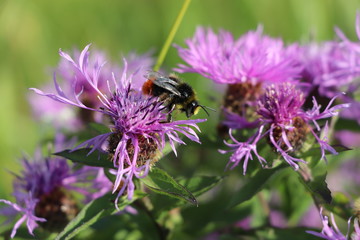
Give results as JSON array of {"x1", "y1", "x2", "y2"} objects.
[
  {"x1": 299, "y1": 41, "x2": 357, "y2": 98},
  {"x1": 175, "y1": 26, "x2": 302, "y2": 133},
  {"x1": 28, "y1": 46, "x2": 154, "y2": 130},
  {"x1": 0, "y1": 195, "x2": 46, "y2": 238},
  {"x1": 0, "y1": 135, "x2": 112, "y2": 238},
  {"x1": 335, "y1": 12, "x2": 360, "y2": 126},
  {"x1": 307, "y1": 208, "x2": 360, "y2": 240},
  {"x1": 220, "y1": 83, "x2": 349, "y2": 174},
  {"x1": 30, "y1": 45, "x2": 206, "y2": 207},
  {"x1": 300, "y1": 13, "x2": 360, "y2": 126},
  {"x1": 335, "y1": 12, "x2": 360, "y2": 83},
  {"x1": 175, "y1": 26, "x2": 302, "y2": 85}
]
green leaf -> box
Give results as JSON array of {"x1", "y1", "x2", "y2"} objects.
[
  {"x1": 178, "y1": 175, "x2": 223, "y2": 197},
  {"x1": 151, "y1": 175, "x2": 223, "y2": 215},
  {"x1": 89, "y1": 123, "x2": 110, "y2": 134},
  {"x1": 140, "y1": 167, "x2": 197, "y2": 205},
  {"x1": 270, "y1": 167, "x2": 314, "y2": 226},
  {"x1": 301, "y1": 172, "x2": 332, "y2": 204},
  {"x1": 228, "y1": 164, "x2": 287, "y2": 209},
  {"x1": 55, "y1": 148, "x2": 115, "y2": 169},
  {"x1": 55, "y1": 191, "x2": 146, "y2": 240}
]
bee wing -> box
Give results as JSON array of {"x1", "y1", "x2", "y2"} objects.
[
  {"x1": 144, "y1": 71, "x2": 164, "y2": 80},
  {"x1": 153, "y1": 77, "x2": 182, "y2": 96}
]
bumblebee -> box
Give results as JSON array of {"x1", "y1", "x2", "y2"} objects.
[{"x1": 142, "y1": 72, "x2": 210, "y2": 119}]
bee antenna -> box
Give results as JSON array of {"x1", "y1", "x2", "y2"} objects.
[{"x1": 199, "y1": 105, "x2": 216, "y2": 116}]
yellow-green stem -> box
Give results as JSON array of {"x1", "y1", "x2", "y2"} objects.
[{"x1": 153, "y1": 0, "x2": 192, "y2": 72}]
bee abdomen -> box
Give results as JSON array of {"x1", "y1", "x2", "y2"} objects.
[
  {"x1": 142, "y1": 79, "x2": 170, "y2": 97},
  {"x1": 142, "y1": 79, "x2": 154, "y2": 95}
]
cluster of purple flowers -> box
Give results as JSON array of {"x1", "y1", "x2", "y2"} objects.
[
  {"x1": 31, "y1": 45, "x2": 206, "y2": 204},
  {"x1": 2, "y1": 6, "x2": 360, "y2": 240},
  {"x1": 2, "y1": 44, "x2": 206, "y2": 238},
  {"x1": 0, "y1": 135, "x2": 113, "y2": 238},
  {"x1": 174, "y1": 12, "x2": 360, "y2": 239},
  {"x1": 175, "y1": 16, "x2": 360, "y2": 175}
]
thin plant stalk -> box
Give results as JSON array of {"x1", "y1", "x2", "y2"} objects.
[{"x1": 153, "y1": 0, "x2": 192, "y2": 72}]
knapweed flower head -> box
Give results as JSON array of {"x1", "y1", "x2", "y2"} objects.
[
  {"x1": 175, "y1": 25, "x2": 301, "y2": 85},
  {"x1": 0, "y1": 135, "x2": 112, "y2": 238},
  {"x1": 299, "y1": 39, "x2": 360, "y2": 128},
  {"x1": 175, "y1": 26, "x2": 302, "y2": 131},
  {"x1": 29, "y1": 46, "x2": 154, "y2": 130},
  {"x1": 335, "y1": 12, "x2": 360, "y2": 126},
  {"x1": 30, "y1": 44, "x2": 206, "y2": 207},
  {"x1": 300, "y1": 13, "x2": 360, "y2": 127},
  {"x1": 300, "y1": 41, "x2": 357, "y2": 98},
  {"x1": 220, "y1": 83, "x2": 349, "y2": 174},
  {"x1": 307, "y1": 208, "x2": 360, "y2": 240},
  {"x1": 334, "y1": 11, "x2": 360, "y2": 90}
]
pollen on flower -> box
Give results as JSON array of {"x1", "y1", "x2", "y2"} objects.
[
  {"x1": 257, "y1": 83, "x2": 305, "y2": 124},
  {"x1": 35, "y1": 187, "x2": 78, "y2": 232},
  {"x1": 218, "y1": 82, "x2": 263, "y2": 137},
  {"x1": 223, "y1": 82, "x2": 263, "y2": 115},
  {"x1": 108, "y1": 132, "x2": 161, "y2": 168},
  {"x1": 268, "y1": 116, "x2": 310, "y2": 152},
  {"x1": 256, "y1": 84, "x2": 310, "y2": 153}
]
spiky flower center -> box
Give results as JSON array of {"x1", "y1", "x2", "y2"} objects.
[
  {"x1": 224, "y1": 82, "x2": 263, "y2": 115},
  {"x1": 108, "y1": 132, "x2": 161, "y2": 167},
  {"x1": 218, "y1": 82, "x2": 263, "y2": 137},
  {"x1": 108, "y1": 90, "x2": 166, "y2": 134},
  {"x1": 270, "y1": 116, "x2": 310, "y2": 151},
  {"x1": 257, "y1": 83, "x2": 304, "y2": 124},
  {"x1": 35, "y1": 187, "x2": 78, "y2": 232},
  {"x1": 257, "y1": 84, "x2": 310, "y2": 153}
]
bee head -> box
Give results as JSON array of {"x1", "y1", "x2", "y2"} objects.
[
  {"x1": 185, "y1": 101, "x2": 215, "y2": 118},
  {"x1": 185, "y1": 101, "x2": 201, "y2": 118}
]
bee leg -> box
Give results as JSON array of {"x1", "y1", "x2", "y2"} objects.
[
  {"x1": 166, "y1": 114, "x2": 173, "y2": 122},
  {"x1": 166, "y1": 104, "x2": 176, "y2": 122},
  {"x1": 169, "y1": 103, "x2": 176, "y2": 112}
]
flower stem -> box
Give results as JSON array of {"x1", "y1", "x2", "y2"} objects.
[
  {"x1": 135, "y1": 199, "x2": 167, "y2": 240},
  {"x1": 153, "y1": 0, "x2": 192, "y2": 72}
]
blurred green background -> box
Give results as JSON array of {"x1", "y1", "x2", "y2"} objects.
[{"x1": 0, "y1": 0, "x2": 359, "y2": 200}]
